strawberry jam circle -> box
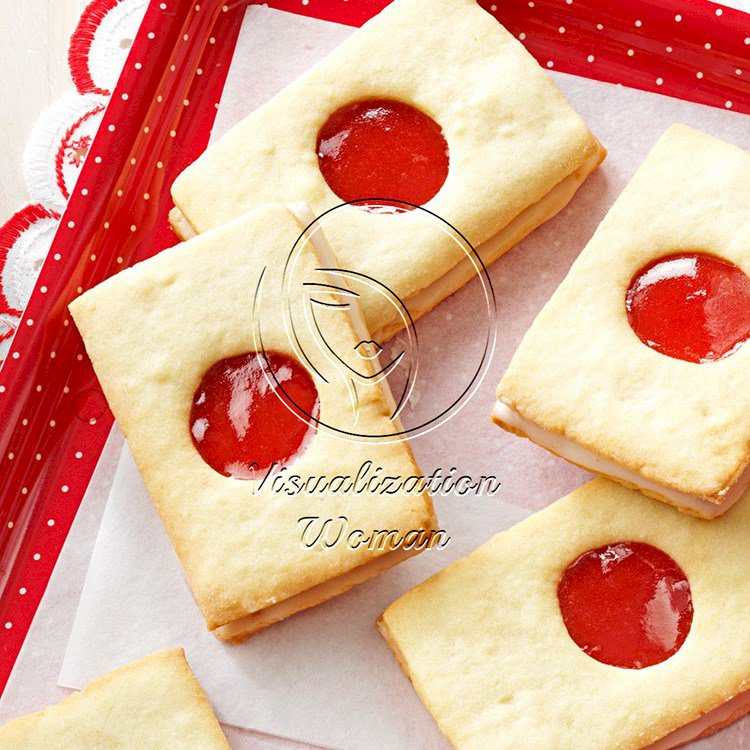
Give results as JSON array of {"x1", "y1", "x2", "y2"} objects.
[
  {"x1": 190, "y1": 351, "x2": 318, "y2": 479},
  {"x1": 626, "y1": 252, "x2": 750, "y2": 363},
  {"x1": 316, "y1": 98, "x2": 449, "y2": 210},
  {"x1": 557, "y1": 541, "x2": 693, "y2": 669}
]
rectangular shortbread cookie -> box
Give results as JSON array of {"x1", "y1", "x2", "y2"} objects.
[
  {"x1": 494, "y1": 125, "x2": 750, "y2": 518},
  {"x1": 0, "y1": 649, "x2": 230, "y2": 748},
  {"x1": 170, "y1": 0, "x2": 604, "y2": 341},
  {"x1": 380, "y1": 479, "x2": 750, "y2": 750},
  {"x1": 70, "y1": 203, "x2": 436, "y2": 641}
]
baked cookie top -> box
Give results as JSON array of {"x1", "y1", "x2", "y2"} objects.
[
  {"x1": 380, "y1": 478, "x2": 750, "y2": 750},
  {"x1": 497, "y1": 125, "x2": 750, "y2": 504},
  {"x1": 70, "y1": 203, "x2": 435, "y2": 632},
  {"x1": 0, "y1": 650, "x2": 229, "y2": 748},
  {"x1": 171, "y1": 0, "x2": 603, "y2": 336}
]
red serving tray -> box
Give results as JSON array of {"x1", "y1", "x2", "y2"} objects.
[{"x1": 0, "y1": 0, "x2": 748, "y2": 696}]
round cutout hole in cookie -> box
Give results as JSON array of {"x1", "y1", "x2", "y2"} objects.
[
  {"x1": 557, "y1": 541, "x2": 693, "y2": 669},
  {"x1": 626, "y1": 252, "x2": 750, "y2": 363},
  {"x1": 190, "y1": 351, "x2": 319, "y2": 479},
  {"x1": 316, "y1": 98, "x2": 449, "y2": 212}
]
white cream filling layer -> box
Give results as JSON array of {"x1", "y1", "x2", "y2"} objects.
[
  {"x1": 214, "y1": 546, "x2": 418, "y2": 642},
  {"x1": 646, "y1": 688, "x2": 750, "y2": 749},
  {"x1": 492, "y1": 399, "x2": 750, "y2": 519},
  {"x1": 170, "y1": 150, "x2": 603, "y2": 343}
]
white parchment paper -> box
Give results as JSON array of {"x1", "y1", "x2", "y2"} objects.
[{"x1": 3, "y1": 6, "x2": 750, "y2": 750}]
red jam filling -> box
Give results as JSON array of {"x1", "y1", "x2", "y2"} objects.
[
  {"x1": 626, "y1": 252, "x2": 750, "y2": 363},
  {"x1": 190, "y1": 351, "x2": 318, "y2": 479},
  {"x1": 557, "y1": 541, "x2": 693, "y2": 669},
  {"x1": 316, "y1": 98, "x2": 449, "y2": 211}
]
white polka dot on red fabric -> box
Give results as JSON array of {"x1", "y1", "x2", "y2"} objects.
[
  {"x1": 94, "y1": 156, "x2": 102, "y2": 163},
  {"x1": 121, "y1": 93, "x2": 128, "y2": 100},
  {"x1": 33, "y1": 553, "x2": 40, "y2": 561},
  {"x1": 704, "y1": 42, "x2": 711, "y2": 50},
  {"x1": 546, "y1": 60, "x2": 554, "y2": 68},
  {"x1": 61, "y1": 485, "x2": 69, "y2": 493},
  {"x1": 12, "y1": 352, "x2": 19, "y2": 360},
  {"x1": 25, "y1": 319, "x2": 33, "y2": 327},
  {"x1": 587, "y1": 55, "x2": 595, "y2": 62},
  {"x1": 627, "y1": 49, "x2": 634, "y2": 56},
  {"x1": 0, "y1": 386, "x2": 5, "y2": 393},
  {"x1": 696, "y1": 71, "x2": 704, "y2": 78},
  {"x1": 4, "y1": 623, "x2": 11, "y2": 630},
  {"x1": 135, "y1": 62, "x2": 143, "y2": 69},
  {"x1": 7, "y1": 521, "x2": 13, "y2": 528},
  {"x1": 635, "y1": 19, "x2": 642, "y2": 27},
  {"x1": 81, "y1": 188, "x2": 88, "y2": 195},
  {"x1": 21, "y1": 488, "x2": 28, "y2": 495},
  {"x1": 148, "y1": 31, "x2": 155, "y2": 39},
  {"x1": 19, "y1": 588, "x2": 26, "y2": 595},
  {"x1": 726, "y1": 101, "x2": 733, "y2": 108},
  {"x1": 745, "y1": 37, "x2": 750, "y2": 45},
  {"x1": 558, "y1": 26, "x2": 565, "y2": 33},
  {"x1": 715, "y1": 7, "x2": 722, "y2": 15},
  {"x1": 75, "y1": 451, "x2": 83, "y2": 459},
  {"x1": 47, "y1": 519, "x2": 55, "y2": 527}
]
